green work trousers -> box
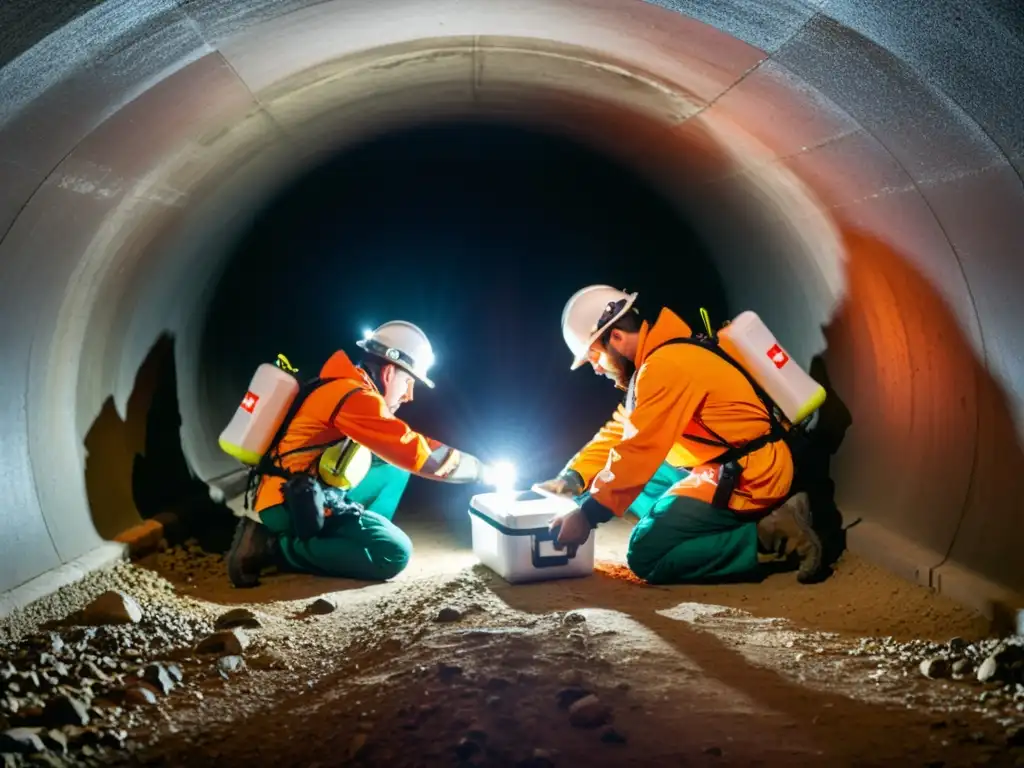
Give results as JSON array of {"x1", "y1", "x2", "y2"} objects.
[
  {"x1": 260, "y1": 457, "x2": 413, "y2": 581},
  {"x1": 586, "y1": 461, "x2": 761, "y2": 584}
]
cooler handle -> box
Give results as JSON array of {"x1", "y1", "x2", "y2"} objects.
[{"x1": 532, "y1": 526, "x2": 572, "y2": 568}]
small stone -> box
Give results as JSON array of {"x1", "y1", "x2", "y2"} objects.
[
  {"x1": 41, "y1": 729, "x2": 68, "y2": 755},
  {"x1": 214, "y1": 608, "x2": 262, "y2": 631},
  {"x1": 949, "y1": 638, "x2": 968, "y2": 653},
  {"x1": 0, "y1": 727, "x2": 45, "y2": 754},
  {"x1": 42, "y1": 694, "x2": 90, "y2": 727},
  {"x1": 920, "y1": 658, "x2": 951, "y2": 679},
  {"x1": 307, "y1": 598, "x2": 337, "y2": 615},
  {"x1": 82, "y1": 591, "x2": 143, "y2": 625},
  {"x1": 249, "y1": 652, "x2": 287, "y2": 671},
  {"x1": 704, "y1": 746, "x2": 723, "y2": 756},
  {"x1": 952, "y1": 659, "x2": 972, "y2": 676},
  {"x1": 600, "y1": 726, "x2": 627, "y2": 744},
  {"x1": 435, "y1": 607, "x2": 463, "y2": 623},
  {"x1": 217, "y1": 656, "x2": 245, "y2": 674},
  {"x1": 125, "y1": 687, "x2": 158, "y2": 706},
  {"x1": 165, "y1": 663, "x2": 184, "y2": 683},
  {"x1": 568, "y1": 695, "x2": 611, "y2": 728},
  {"x1": 142, "y1": 664, "x2": 175, "y2": 695},
  {"x1": 485, "y1": 696, "x2": 501, "y2": 708},
  {"x1": 100, "y1": 728, "x2": 127, "y2": 749},
  {"x1": 556, "y1": 687, "x2": 590, "y2": 710},
  {"x1": 196, "y1": 629, "x2": 250, "y2": 656},
  {"x1": 563, "y1": 611, "x2": 586, "y2": 625},
  {"x1": 978, "y1": 656, "x2": 1001, "y2": 683}
]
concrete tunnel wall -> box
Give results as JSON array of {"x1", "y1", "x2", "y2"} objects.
[{"x1": 1, "y1": 0, "x2": 1023, "y2": 620}]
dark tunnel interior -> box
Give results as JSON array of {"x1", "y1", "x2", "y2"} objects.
[
  {"x1": 2, "y1": 0, "x2": 1023, "y2": 628},
  {"x1": 200, "y1": 119, "x2": 731, "y2": 509}
]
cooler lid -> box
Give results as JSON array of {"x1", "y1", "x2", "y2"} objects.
[{"x1": 469, "y1": 490, "x2": 579, "y2": 531}]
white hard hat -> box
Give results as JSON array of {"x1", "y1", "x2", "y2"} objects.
[
  {"x1": 561, "y1": 285, "x2": 639, "y2": 370},
  {"x1": 356, "y1": 320, "x2": 436, "y2": 388}
]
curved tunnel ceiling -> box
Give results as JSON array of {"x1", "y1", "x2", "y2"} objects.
[{"x1": 1, "y1": 0, "x2": 1022, "y2": 619}]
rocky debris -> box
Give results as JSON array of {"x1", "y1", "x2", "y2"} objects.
[
  {"x1": 125, "y1": 686, "x2": 158, "y2": 706},
  {"x1": 141, "y1": 663, "x2": 176, "y2": 695},
  {"x1": 0, "y1": 727, "x2": 46, "y2": 754},
  {"x1": 306, "y1": 598, "x2": 337, "y2": 616},
  {"x1": 567, "y1": 694, "x2": 611, "y2": 728},
  {"x1": 81, "y1": 591, "x2": 143, "y2": 626},
  {"x1": 216, "y1": 656, "x2": 245, "y2": 674},
  {"x1": 195, "y1": 629, "x2": 250, "y2": 656},
  {"x1": 435, "y1": 607, "x2": 463, "y2": 623},
  {"x1": 920, "y1": 658, "x2": 951, "y2": 679},
  {"x1": 214, "y1": 609, "x2": 261, "y2": 631},
  {"x1": 41, "y1": 694, "x2": 90, "y2": 727},
  {"x1": 562, "y1": 611, "x2": 586, "y2": 625}
]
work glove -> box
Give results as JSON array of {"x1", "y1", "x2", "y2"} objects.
[
  {"x1": 548, "y1": 506, "x2": 592, "y2": 558},
  {"x1": 442, "y1": 452, "x2": 485, "y2": 484},
  {"x1": 535, "y1": 470, "x2": 584, "y2": 498}
]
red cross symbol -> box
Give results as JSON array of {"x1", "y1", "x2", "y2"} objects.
[
  {"x1": 767, "y1": 344, "x2": 789, "y2": 369},
  {"x1": 240, "y1": 391, "x2": 259, "y2": 413}
]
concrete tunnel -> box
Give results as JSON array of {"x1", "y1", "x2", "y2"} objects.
[{"x1": 1, "y1": 0, "x2": 1023, "y2": 623}]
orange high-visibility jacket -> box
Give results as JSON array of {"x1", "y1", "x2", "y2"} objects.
[
  {"x1": 566, "y1": 308, "x2": 793, "y2": 520},
  {"x1": 253, "y1": 350, "x2": 459, "y2": 513}
]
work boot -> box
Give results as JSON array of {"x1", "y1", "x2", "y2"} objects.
[
  {"x1": 226, "y1": 517, "x2": 277, "y2": 588},
  {"x1": 755, "y1": 492, "x2": 823, "y2": 583}
]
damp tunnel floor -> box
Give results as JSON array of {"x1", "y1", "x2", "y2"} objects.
[{"x1": 3, "y1": 0, "x2": 1024, "y2": 764}]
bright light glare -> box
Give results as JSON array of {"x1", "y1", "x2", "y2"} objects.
[
  {"x1": 483, "y1": 460, "x2": 517, "y2": 494},
  {"x1": 362, "y1": 328, "x2": 374, "y2": 340}
]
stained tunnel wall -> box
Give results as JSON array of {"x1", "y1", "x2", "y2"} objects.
[{"x1": 1, "y1": 0, "x2": 1023, "y2": 619}]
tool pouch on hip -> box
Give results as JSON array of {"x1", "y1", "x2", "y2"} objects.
[
  {"x1": 711, "y1": 460, "x2": 741, "y2": 510},
  {"x1": 282, "y1": 474, "x2": 326, "y2": 540}
]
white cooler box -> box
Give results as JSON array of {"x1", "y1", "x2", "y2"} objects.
[{"x1": 468, "y1": 489, "x2": 596, "y2": 584}]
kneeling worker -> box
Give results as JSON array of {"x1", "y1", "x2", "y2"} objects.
[
  {"x1": 538, "y1": 285, "x2": 824, "y2": 584},
  {"x1": 226, "y1": 321, "x2": 488, "y2": 587}
]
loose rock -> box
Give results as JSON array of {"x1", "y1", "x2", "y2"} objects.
[
  {"x1": 142, "y1": 664, "x2": 175, "y2": 695},
  {"x1": 217, "y1": 656, "x2": 245, "y2": 674},
  {"x1": 196, "y1": 629, "x2": 250, "y2": 656},
  {"x1": 920, "y1": 658, "x2": 951, "y2": 679},
  {"x1": 568, "y1": 694, "x2": 611, "y2": 728},
  {"x1": 42, "y1": 694, "x2": 90, "y2": 727},
  {"x1": 82, "y1": 591, "x2": 142, "y2": 626},
  {"x1": 125, "y1": 687, "x2": 158, "y2": 706},
  {"x1": 214, "y1": 609, "x2": 262, "y2": 631},
  {"x1": 307, "y1": 598, "x2": 337, "y2": 616},
  {"x1": 952, "y1": 658, "x2": 972, "y2": 676},
  {"x1": 978, "y1": 656, "x2": 1001, "y2": 683},
  {"x1": 435, "y1": 607, "x2": 462, "y2": 623},
  {"x1": 0, "y1": 727, "x2": 45, "y2": 754}
]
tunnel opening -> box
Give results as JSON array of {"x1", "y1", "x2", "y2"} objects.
[{"x1": 197, "y1": 116, "x2": 732, "y2": 539}]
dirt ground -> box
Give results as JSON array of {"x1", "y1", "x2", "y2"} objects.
[{"x1": 3, "y1": 513, "x2": 1023, "y2": 768}]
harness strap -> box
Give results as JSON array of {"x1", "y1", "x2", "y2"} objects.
[
  {"x1": 243, "y1": 380, "x2": 360, "y2": 510},
  {"x1": 645, "y1": 334, "x2": 789, "y2": 465}
]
